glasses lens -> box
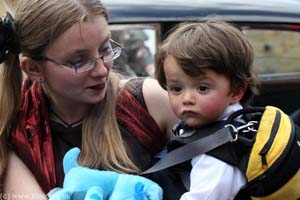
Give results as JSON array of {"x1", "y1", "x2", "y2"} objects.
[
  {"x1": 76, "y1": 47, "x2": 122, "y2": 73},
  {"x1": 103, "y1": 47, "x2": 122, "y2": 62},
  {"x1": 112, "y1": 47, "x2": 122, "y2": 60},
  {"x1": 75, "y1": 60, "x2": 95, "y2": 73}
]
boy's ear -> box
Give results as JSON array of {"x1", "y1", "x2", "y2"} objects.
[
  {"x1": 230, "y1": 81, "x2": 247, "y2": 104},
  {"x1": 20, "y1": 57, "x2": 44, "y2": 81}
]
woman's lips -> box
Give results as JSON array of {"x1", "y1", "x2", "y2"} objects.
[{"x1": 88, "y1": 83, "x2": 105, "y2": 90}]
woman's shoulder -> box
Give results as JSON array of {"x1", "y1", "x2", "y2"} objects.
[
  {"x1": 120, "y1": 77, "x2": 169, "y2": 110},
  {"x1": 119, "y1": 77, "x2": 178, "y2": 138},
  {"x1": 143, "y1": 78, "x2": 178, "y2": 136},
  {"x1": 119, "y1": 77, "x2": 145, "y2": 89},
  {"x1": 119, "y1": 77, "x2": 147, "y2": 107},
  {"x1": 143, "y1": 78, "x2": 168, "y2": 105}
]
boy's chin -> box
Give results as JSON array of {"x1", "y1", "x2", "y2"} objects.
[
  {"x1": 184, "y1": 118, "x2": 215, "y2": 128},
  {"x1": 184, "y1": 120, "x2": 205, "y2": 128}
]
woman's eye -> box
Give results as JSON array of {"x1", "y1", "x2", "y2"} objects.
[
  {"x1": 99, "y1": 43, "x2": 112, "y2": 54},
  {"x1": 65, "y1": 57, "x2": 87, "y2": 68},
  {"x1": 197, "y1": 85, "x2": 209, "y2": 93}
]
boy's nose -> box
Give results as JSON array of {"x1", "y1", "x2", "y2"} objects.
[{"x1": 182, "y1": 90, "x2": 196, "y2": 105}]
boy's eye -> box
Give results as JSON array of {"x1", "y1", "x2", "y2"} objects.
[
  {"x1": 169, "y1": 85, "x2": 182, "y2": 94},
  {"x1": 197, "y1": 85, "x2": 209, "y2": 93}
]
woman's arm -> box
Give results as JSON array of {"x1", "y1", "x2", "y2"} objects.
[
  {"x1": 3, "y1": 152, "x2": 48, "y2": 200},
  {"x1": 143, "y1": 78, "x2": 179, "y2": 138}
]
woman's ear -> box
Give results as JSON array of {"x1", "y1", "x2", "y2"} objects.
[
  {"x1": 230, "y1": 81, "x2": 247, "y2": 104},
  {"x1": 20, "y1": 57, "x2": 44, "y2": 82}
]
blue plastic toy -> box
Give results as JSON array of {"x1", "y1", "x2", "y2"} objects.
[{"x1": 48, "y1": 147, "x2": 163, "y2": 200}]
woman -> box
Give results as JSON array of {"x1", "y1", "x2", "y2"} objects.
[{"x1": 0, "y1": 0, "x2": 177, "y2": 196}]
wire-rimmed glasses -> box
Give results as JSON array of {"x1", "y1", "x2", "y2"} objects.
[{"x1": 34, "y1": 39, "x2": 122, "y2": 73}]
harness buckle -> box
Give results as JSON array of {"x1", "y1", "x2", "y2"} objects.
[{"x1": 225, "y1": 121, "x2": 258, "y2": 142}]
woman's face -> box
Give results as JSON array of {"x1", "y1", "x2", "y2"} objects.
[{"x1": 41, "y1": 16, "x2": 112, "y2": 107}]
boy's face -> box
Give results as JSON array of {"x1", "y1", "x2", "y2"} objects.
[{"x1": 164, "y1": 55, "x2": 242, "y2": 128}]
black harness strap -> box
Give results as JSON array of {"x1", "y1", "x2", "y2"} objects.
[{"x1": 141, "y1": 126, "x2": 235, "y2": 174}]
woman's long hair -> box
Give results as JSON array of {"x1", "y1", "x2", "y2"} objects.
[{"x1": 0, "y1": 0, "x2": 139, "y2": 185}]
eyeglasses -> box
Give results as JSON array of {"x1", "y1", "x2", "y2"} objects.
[{"x1": 34, "y1": 39, "x2": 122, "y2": 74}]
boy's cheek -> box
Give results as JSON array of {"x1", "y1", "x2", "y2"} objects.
[
  {"x1": 169, "y1": 98, "x2": 181, "y2": 117},
  {"x1": 199, "y1": 99, "x2": 227, "y2": 121}
]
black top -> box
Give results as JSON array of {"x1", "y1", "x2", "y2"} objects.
[{"x1": 51, "y1": 78, "x2": 155, "y2": 187}]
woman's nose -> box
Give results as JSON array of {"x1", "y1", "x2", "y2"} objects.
[{"x1": 91, "y1": 58, "x2": 109, "y2": 77}]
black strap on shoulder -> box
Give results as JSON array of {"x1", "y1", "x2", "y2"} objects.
[
  {"x1": 226, "y1": 107, "x2": 264, "y2": 124},
  {"x1": 141, "y1": 126, "x2": 235, "y2": 174},
  {"x1": 291, "y1": 108, "x2": 300, "y2": 125}
]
